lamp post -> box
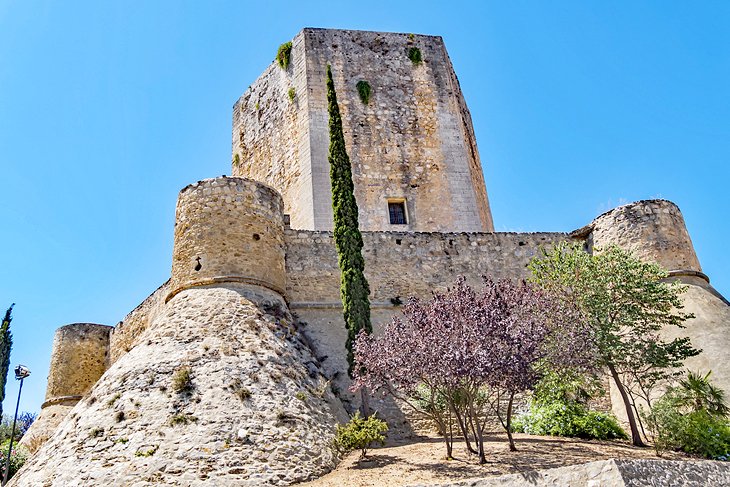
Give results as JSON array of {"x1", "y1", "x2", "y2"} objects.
[{"x1": 2, "y1": 365, "x2": 30, "y2": 486}]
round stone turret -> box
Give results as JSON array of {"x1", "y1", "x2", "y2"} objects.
[
  {"x1": 168, "y1": 177, "x2": 286, "y2": 301},
  {"x1": 45, "y1": 323, "x2": 112, "y2": 404},
  {"x1": 21, "y1": 323, "x2": 111, "y2": 449},
  {"x1": 590, "y1": 199, "x2": 702, "y2": 276}
]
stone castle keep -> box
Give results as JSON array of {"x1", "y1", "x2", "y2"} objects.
[{"x1": 13, "y1": 28, "x2": 730, "y2": 485}]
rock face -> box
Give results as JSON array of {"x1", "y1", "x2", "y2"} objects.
[
  {"x1": 12, "y1": 285, "x2": 345, "y2": 486},
  {"x1": 415, "y1": 458, "x2": 730, "y2": 486}
]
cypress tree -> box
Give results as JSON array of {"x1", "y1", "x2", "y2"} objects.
[
  {"x1": 0, "y1": 304, "x2": 14, "y2": 419},
  {"x1": 325, "y1": 65, "x2": 372, "y2": 379}
]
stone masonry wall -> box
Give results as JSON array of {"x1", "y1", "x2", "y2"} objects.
[
  {"x1": 110, "y1": 281, "x2": 169, "y2": 364},
  {"x1": 232, "y1": 33, "x2": 312, "y2": 229},
  {"x1": 589, "y1": 199, "x2": 702, "y2": 273},
  {"x1": 285, "y1": 229, "x2": 571, "y2": 411},
  {"x1": 303, "y1": 28, "x2": 493, "y2": 232},
  {"x1": 169, "y1": 177, "x2": 286, "y2": 300},
  {"x1": 233, "y1": 28, "x2": 494, "y2": 233}
]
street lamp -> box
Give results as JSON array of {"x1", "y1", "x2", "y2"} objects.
[{"x1": 2, "y1": 365, "x2": 30, "y2": 486}]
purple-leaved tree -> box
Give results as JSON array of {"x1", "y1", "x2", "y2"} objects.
[{"x1": 353, "y1": 277, "x2": 591, "y2": 463}]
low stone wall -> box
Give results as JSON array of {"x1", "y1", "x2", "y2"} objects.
[{"x1": 412, "y1": 458, "x2": 730, "y2": 486}]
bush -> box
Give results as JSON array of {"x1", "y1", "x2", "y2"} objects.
[
  {"x1": 513, "y1": 402, "x2": 627, "y2": 440},
  {"x1": 645, "y1": 373, "x2": 730, "y2": 460},
  {"x1": 332, "y1": 412, "x2": 388, "y2": 458},
  {"x1": 172, "y1": 366, "x2": 193, "y2": 393},
  {"x1": 277, "y1": 41, "x2": 293, "y2": 70},
  {"x1": 0, "y1": 440, "x2": 28, "y2": 480}
]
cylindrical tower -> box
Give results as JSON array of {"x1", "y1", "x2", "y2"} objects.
[
  {"x1": 590, "y1": 199, "x2": 703, "y2": 277},
  {"x1": 167, "y1": 176, "x2": 286, "y2": 302},
  {"x1": 21, "y1": 323, "x2": 111, "y2": 449},
  {"x1": 590, "y1": 199, "x2": 730, "y2": 423}
]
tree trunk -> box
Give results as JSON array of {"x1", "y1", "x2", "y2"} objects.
[
  {"x1": 452, "y1": 403, "x2": 477, "y2": 454},
  {"x1": 506, "y1": 391, "x2": 517, "y2": 451},
  {"x1": 608, "y1": 363, "x2": 646, "y2": 447},
  {"x1": 359, "y1": 387, "x2": 371, "y2": 417}
]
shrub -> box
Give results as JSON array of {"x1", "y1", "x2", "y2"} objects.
[
  {"x1": 513, "y1": 402, "x2": 627, "y2": 440},
  {"x1": 172, "y1": 366, "x2": 193, "y2": 393},
  {"x1": 356, "y1": 80, "x2": 371, "y2": 105},
  {"x1": 407, "y1": 47, "x2": 422, "y2": 64},
  {"x1": 645, "y1": 371, "x2": 730, "y2": 459},
  {"x1": 0, "y1": 441, "x2": 28, "y2": 480},
  {"x1": 288, "y1": 87, "x2": 296, "y2": 102},
  {"x1": 332, "y1": 412, "x2": 388, "y2": 458},
  {"x1": 276, "y1": 41, "x2": 293, "y2": 70}
]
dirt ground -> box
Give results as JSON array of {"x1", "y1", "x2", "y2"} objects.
[{"x1": 298, "y1": 431, "x2": 688, "y2": 487}]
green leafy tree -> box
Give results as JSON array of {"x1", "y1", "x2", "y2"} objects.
[
  {"x1": 529, "y1": 243, "x2": 699, "y2": 446},
  {"x1": 326, "y1": 65, "x2": 372, "y2": 410},
  {"x1": 0, "y1": 304, "x2": 14, "y2": 419}
]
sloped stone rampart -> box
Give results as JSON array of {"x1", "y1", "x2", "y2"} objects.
[{"x1": 11, "y1": 285, "x2": 346, "y2": 486}]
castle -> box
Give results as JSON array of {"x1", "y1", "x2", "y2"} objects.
[{"x1": 12, "y1": 28, "x2": 730, "y2": 486}]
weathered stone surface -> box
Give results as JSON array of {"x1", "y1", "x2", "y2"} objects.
[
  {"x1": 21, "y1": 323, "x2": 112, "y2": 450},
  {"x1": 412, "y1": 458, "x2": 730, "y2": 486},
  {"x1": 12, "y1": 285, "x2": 345, "y2": 486},
  {"x1": 233, "y1": 28, "x2": 493, "y2": 233}
]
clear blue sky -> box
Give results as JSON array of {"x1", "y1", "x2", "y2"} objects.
[{"x1": 1, "y1": 1, "x2": 728, "y2": 413}]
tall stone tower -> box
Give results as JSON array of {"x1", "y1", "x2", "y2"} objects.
[{"x1": 232, "y1": 28, "x2": 494, "y2": 233}]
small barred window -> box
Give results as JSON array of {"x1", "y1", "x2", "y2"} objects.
[{"x1": 388, "y1": 201, "x2": 407, "y2": 225}]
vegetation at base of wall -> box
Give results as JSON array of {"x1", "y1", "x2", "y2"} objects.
[
  {"x1": 276, "y1": 41, "x2": 293, "y2": 70},
  {"x1": 513, "y1": 403, "x2": 628, "y2": 440},
  {"x1": 529, "y1": 242, "x2": 699, "y2": 447},
  {"x1": 645, "y1": 370, "x2": 730, "y2": 460},
  {"x1": 169, "y1": 413, "x2": 198, "y2": 426},
  {"x1": 0, "y1": 440, "x2": 28, "y2": 481},
  {"x1": 288, "y1": 87, "x2": 296, "y2": 102},
  {"x1": 325, "y1": 64, "x2": 373, "y2": 383},
  {"x1": 332, "y1": 412, "x2": 388, "y2": 459},
  {"x1": 408, "y1": 46, "x2": 422, "y2": 64},
  {"x1": 172, "y1": 366, "x2": 194, "y2": 393},
  {"x1": 513, "y1": 371, "x2": 627, "y2": 440},
  {"x1": 353, "y1": 277, "x2": 592, "y2": 462},
  {"x1": 356, "y1": 80, "x2": 371, "y2": 105},
  {"x1": 0, "y1": 304, "x2": 14, "y2": 419}
]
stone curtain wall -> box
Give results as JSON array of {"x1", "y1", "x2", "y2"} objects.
[
  {"x1": 286, "y1": 228, "x2": 571, "y2": 409},
  {"x1": 285, "y1": 229, "x2": 570, "y2": 305},
  {"x1": 110, "y1": 281, "x2": 169, "y2": 364},
  {"x1": 169, "y1": 177, "x2": 286, "y2": 300},
  {"x1": 232, "y1": 33, "x2": 312, "y2": 229}
]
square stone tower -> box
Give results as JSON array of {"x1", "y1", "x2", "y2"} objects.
[{"x1": 232, "y1": 27, "x2": 494, "y2": 233}]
